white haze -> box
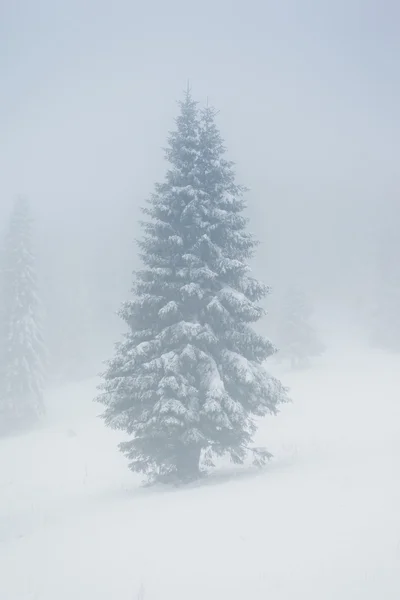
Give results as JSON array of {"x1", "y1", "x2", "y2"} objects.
[
  {"x1": 1, "y1": 1, "x2": 400, "y2": 598},
  {"x1": 1, "y1": 2, "x2": 399, "y2": 357}
]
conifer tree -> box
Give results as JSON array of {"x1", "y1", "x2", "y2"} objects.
[
  {"x1": 370, "y1": 226, "x2": 400, "y2": 352},
  {"x1": 0, "y1": 198, "x2": 45, "y2": 432},
  {"x1": 274, "y1": 286, "x2": 325, "y2": 369},
  {"x1": 97, "y1": 91, "x2": 286, "y2": 483}
]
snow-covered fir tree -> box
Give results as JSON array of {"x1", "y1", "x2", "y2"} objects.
[
  {"x1": 274, "y1": 286, "x2": 325, "y2": 369},
  {"x1": 97, "y1": 91, "x2": 286, "y2": 484},
  {"x1": 0, "y1": 198, "x2": 45, "y2": 433}
]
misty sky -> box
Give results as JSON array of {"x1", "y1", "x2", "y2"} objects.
[{"x1": 1, "y1": 1, "x2": 399, "y2": 315}]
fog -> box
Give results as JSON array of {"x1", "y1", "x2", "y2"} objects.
[
  {"x1": 2, "y1": 1, "x2": 399, "y2": 378},
  {"x1": 1, "y1": 2, "x2": 400, "y2": 598}
]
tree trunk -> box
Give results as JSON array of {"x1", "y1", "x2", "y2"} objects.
[{"x1": 176, "y1": 445, "x2": 202, "y2": 482}]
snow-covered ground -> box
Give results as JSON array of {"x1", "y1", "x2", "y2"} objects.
[{"x1": 1, "y1": 339, "x2": 400, "y2": 600}]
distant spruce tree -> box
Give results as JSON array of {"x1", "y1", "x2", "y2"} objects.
[
  {"x1": 97, "y1": 91, "x2": 286, "y2": 484},
  {"x1": 370, "y1": 226, "x2": 400, "y2": 352},
  {"x1": 0, "y1": 198, "x2": 45, "y2": 433},
  {"x1": 275, "y1": 286, "x2": 325, "y2": 369}
]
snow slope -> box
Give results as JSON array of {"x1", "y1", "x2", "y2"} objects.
[{"x1": 1, "y1": 341, "x2": 400, "y2": 600}]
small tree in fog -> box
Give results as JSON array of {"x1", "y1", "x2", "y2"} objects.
[
  {"x1": 370, "y1": 227, "x2": 400, "y2": 352},
  {"x1": 97, "y1": 91, "x2": 286, "y2": 484},
  {"x1": 0, "y1": 198, "x2": 45, "y2": 432},
  {"x1": 275, "y1": 286, "x2": 325, "y2": 369},
  {"x1": 371, "y1": 290, "x2": 400, "y2": 352}
]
